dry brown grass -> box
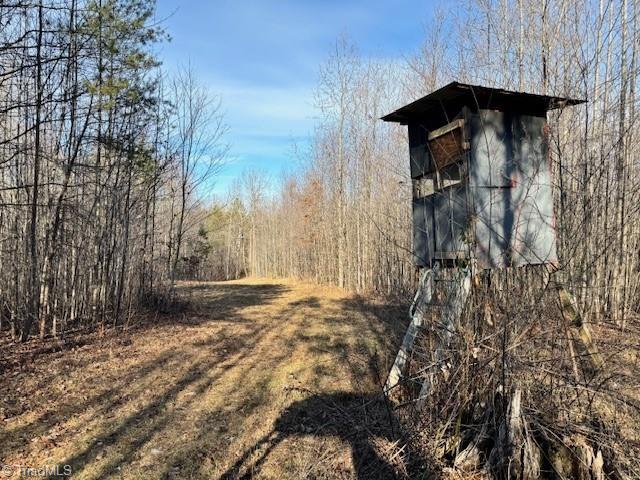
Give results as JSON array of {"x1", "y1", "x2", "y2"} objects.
[{"x1": 0, "y1": 278, "x2": 413, "y2": 479}]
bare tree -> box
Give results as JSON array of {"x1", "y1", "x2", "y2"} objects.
[{"x1": 167, "y1": 65, "x2": 227, "y2": 289}]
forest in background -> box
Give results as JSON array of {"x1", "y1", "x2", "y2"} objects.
[
  {"x1": 1, "y1": 0, "x2": 639, "y2": 344},
  {"x1": 196, "y1": 0, "x2": 640, "y2": 326}
]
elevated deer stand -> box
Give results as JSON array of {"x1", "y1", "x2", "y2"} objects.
[{"x1": 381, "y1": 83, "x2": 598, "y2": 405}]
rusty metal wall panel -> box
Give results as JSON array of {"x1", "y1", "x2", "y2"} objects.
[{"x1": 469, "y1": 110, "x2": 557, "y2": 268}]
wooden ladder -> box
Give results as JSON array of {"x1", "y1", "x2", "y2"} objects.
[{"x1": 384, "y1": 266, "x2": 472, "y2": 407}]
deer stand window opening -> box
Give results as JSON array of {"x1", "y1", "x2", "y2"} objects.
[
  {"x1": 410, "y1": 113, "x2": 472, "y2": 269},
  {"x1": 428, "y1": 117, "x2": 468, "y2": 187}
]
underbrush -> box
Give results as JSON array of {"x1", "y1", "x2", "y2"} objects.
[{"x1": 386, "y1": 268, "x2": 640, "y2": 479}]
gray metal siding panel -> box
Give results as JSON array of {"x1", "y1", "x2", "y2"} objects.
[
  {"x1": 412, "y1": 197, "x2": 434, "y2": 267},
  {"x1": 469, "y1": 110, "x2": 557, "y2": 268},
  {"x1": 472, "y1": 187, "x2": 511, "y2": 268},
  {"x1": 432, "y1": 186, "x2": 471, "y2": 258},
  {"x1": 510, "y1": 115, "x2": 558, "y2": 266},
  {"x1": 469, "y1": 111, "x2": 513, "y2": 187},
  {"x1": 408, "y1": 123, "x2": 432, "y2": 178}
]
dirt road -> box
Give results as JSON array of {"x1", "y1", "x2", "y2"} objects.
[{"x1": 0, "y1": 279, "x2": 408, "y2": 479}]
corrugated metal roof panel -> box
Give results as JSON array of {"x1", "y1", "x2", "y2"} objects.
[{"x1": 382, "y1": 81, "x2": 585, "y2": 124}]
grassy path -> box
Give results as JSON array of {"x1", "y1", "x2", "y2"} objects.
[{"x1": 0, "y1": 279, "x2": 407, "y2": 479}]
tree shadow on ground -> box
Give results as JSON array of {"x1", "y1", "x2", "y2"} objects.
[
  {"x1": 216, "y1": 292, "x2": 429, "y2": 479},
  {"x1": 0, "y1": 283, "x2": 288, "y2": 377},
  {"x1": 3, "y1": 281, "x2": 426, "y2": 479},
  {"x1": 42, "y1": 282, "x2": 302, "y2": 478},
  {"x1": 287, "y1": 296, "x2": 321, "y2": 308},
  {"x1": 171, "y1": 282, "x2": 290, "y2": 324},
  {"x1": 336, "y1": 295, "x2": 408, "y2": 350},
  {"x1": 219, "y1": 391, "x2": 430, "y2": 479},
  {"x1": 1, "y1": 283, "x2": 286, "y2": 466},
  {"x1": 46, "y1": 319, "x2": 278, "y2": 479}
]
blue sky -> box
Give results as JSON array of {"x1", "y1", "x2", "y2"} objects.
[{"x1": 154, "y1": 0, "x2": 436, "y2": 196}]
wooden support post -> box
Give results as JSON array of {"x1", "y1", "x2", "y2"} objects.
[
  {"x1": 417, "y1": 268, "x2": 471, "y2": 408},
  {"x1": 557, "y1": 285, "x2": 604, "y2": 371},
  {"x1": 384, "y1": 269, "x2": 433, "y2": 394}
]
